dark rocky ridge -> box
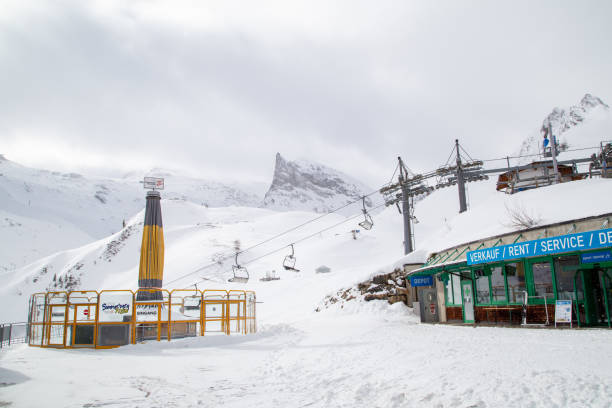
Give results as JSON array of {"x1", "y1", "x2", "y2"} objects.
[{"x1": 262, "y1": 153, "x2": 373, "y2": 214}]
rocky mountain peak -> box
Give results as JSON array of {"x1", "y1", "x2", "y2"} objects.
[
  {"x1": 540, "y1": 93, "x2": 608, "y2": 137},
  {"x1": 516, "y1": 93, "x2": 609, "y2": 161},
  {"x1": 262, "y1": 153, "x2": 373, "y2": 214}
]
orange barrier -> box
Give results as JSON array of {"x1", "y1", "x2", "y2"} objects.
[{"x1": 27, "y1": 288, "x2": 257, "y2": 349}]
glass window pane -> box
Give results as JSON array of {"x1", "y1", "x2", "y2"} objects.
[
  {"x1": 554, "y1": 256, "x2": 581, "y2": 300},
  {"x1": 475, "y1": 270, "x2": 490, "y2": 304},
  {"x1": 505, "y1": 262, "x2": 526, "y2": 303},
  {"x1": 490, "y1": 266, "x2": 506, "y2": 302},
  {"x1": 452, "y1": 274, "x2": 461, "y2": 305},
  {"x1": 445, "y1": 276, "x2": 454, "y2": 304},
  {"x1": 532, "y1": 262, "x2": 553, "y2": 299}
]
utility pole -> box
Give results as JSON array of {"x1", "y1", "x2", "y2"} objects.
[
  {"x1": 398, "y1": 157, "x2": 413, "y2": 255},
  {"x1": 455, "y1": 139, "x2": 467, "y2": 213},
  {"x1": 548, "y1": 123, "x2": 561, "y2": 184}
]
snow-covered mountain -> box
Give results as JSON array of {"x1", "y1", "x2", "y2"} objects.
[
  {"x1": 262, "y1": 153, "x2": 375, "y2": 214},
  {"x1": 0, "y1": 156, "x2": 263, "y2": 271},
  {"x1": 541, "y1": 93, "x2": 609, "y2": 137},
  {"x1": 123, "y1": 168, "x2": 264, "y2": 209},
  {"x1": 516, "y1": 93, "x2": 611, "y2": 162},
  {"x1": 0, "y1": 151, "x2": 380, "y2": 273}
]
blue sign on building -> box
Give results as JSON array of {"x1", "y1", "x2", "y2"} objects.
[
  {"x1": 410, "y1": 275, "x2": 434, "y2": 287},
  {"x1": 580, "y1": 251, "x2": 612, "y2": 264},
  {"x1": 466, "y1": 228, "x2": 612, "y2": 266}
]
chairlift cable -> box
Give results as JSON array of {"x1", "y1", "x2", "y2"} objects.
[
  {"x1": 187, "y1": 202, "x2": 387, "y2": 287},
  {"x1": 235, "y1": 186, "x2": 383, "y2": 258},
  {"x1": 442, "y1": 144, "x2": 456, "y2": 168},
  {"x1": 242, "y1": 203, "x2": 386, "y2": 267},
  {"x1": 479, "y1": 145, "x2": 601, "y2": 163},
  {"x1": 388, "y1": 162, "x2": 400, "y2": 186},
  {"x1": 183, "y1": 202, "x2": 386, "y2": 289},
  {"x1": 459, "y1": 144, "x2": 475, "y2": 162},
  {"x1": 164, "y1": 182, "x2": 388, "y2": 288}
]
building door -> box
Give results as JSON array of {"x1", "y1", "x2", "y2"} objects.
[
  {"x1": 46, "y1": 305, "x2": 67, "y2": 347},
  {"x1": 461, "y1": 281, "x2": 475, "y2": 324},
  {"x1": 580, "y1": 267, "x2": 611, "y2": 327}
]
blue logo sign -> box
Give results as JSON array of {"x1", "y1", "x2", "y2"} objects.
[
  {"x1": 580, "y1": 251, "x2": 612, "y2": 264},
  {"x1": 410, "y1": 275, "x2": 434, "y2": 287},
  {"x1": 467, "y1": 228, "x2": 612, "y2": 265}
]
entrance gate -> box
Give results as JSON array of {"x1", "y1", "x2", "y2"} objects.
[
  {"x1": 67, "y1": 291, "x2": 98, "y2": 348},
  {"x1": 46, "y1": 292, "x2": 68, "y2": 347}
]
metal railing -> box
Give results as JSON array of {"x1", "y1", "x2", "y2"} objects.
[
  {"x1": 27, "y1": 288, "x2": 257, "y2": 349},
  {"x1": 0, "y1": 322, "x2": 29, "y2": 348}
]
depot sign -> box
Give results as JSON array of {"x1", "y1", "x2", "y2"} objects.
[{"x1": 467, "y1": 228, "x2": 612, "y2": 266}]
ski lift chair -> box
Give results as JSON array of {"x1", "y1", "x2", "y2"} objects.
[
  {"x1": 180, "y1": 296, "x2": 202, "y2": 317},
  {"x1": 283, "y1": 244, "x2": 300, "y2": 272},
  {"x1": 229, "y1": 253, "x2": 249, "y2": 283},
  {"x1": 358, "y1": 197, "x2": 374, "y2": 230}
]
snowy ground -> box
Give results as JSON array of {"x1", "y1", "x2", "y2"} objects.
[{"x1": 2, "y1": 302, "x2": 612, "y2": 408}]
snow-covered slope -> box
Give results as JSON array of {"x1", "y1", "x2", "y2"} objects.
[
  {"x1": 0, "y1": 157, "x2": 263, "y2": 270},
  {"x1": 0, "y1": 195, "x2": 402, "y2": 322},
  {"x1": 123, "y1": 168, "x2": 264, "y2": 208},
  {"x1": 516, "y1": 93, "x2": 611, "y2": 162},
  {"x1": 395, "y1": 177, "x2": 612, "y2": 267},
  {"x1": 262, "y1": 153, "x2": 376, "y2": 214}
]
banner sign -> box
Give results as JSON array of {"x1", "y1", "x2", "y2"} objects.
[
  {"x1": 580, "y1": 251, "x2": 612, "y2": 264},
  {"x1": 467, "y1": 228, "x2": 612, "y2": 266},
  {"x1": 143, "y1": 177, "x2": 164, "y2": 190},
  {"x1": 410, "y1": 275, "x2": 434, "y2": 287},
  {"x1": 102, "y1": 303, "x2": 130, "y2": 315},
  {"x1": 555, "y1": 300, "x2": 572, "y2": 327}
]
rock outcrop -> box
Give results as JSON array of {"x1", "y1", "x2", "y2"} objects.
[
  {"x1": 316, "y1": 269, "x2": 409, "y2": 311},
  {"x1": 262, "y1": 153, "x2": 373, "y2": 215}
]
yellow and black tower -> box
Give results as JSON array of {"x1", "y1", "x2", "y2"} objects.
[{"x1": 137, "y1": 190, "x2": 164, "y2": 300}]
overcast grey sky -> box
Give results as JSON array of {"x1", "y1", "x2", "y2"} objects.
[{"x1": 1, "y1": 0, "x2": 611, "y2": 187}]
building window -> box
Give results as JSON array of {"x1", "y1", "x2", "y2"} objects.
[
  {"x1": 452, "y1": 273, "x2": 462, "y2": 305},
  {"x1": 531, "y1": 262, "x2": 553, "y2": 299},
  {"x1": 445, "y1": 275, "x2": 453, "y2": 304},
  {"x1": 505, "y1": 262, "x2": 526, "y2": 303},
  {"x1": 445, "y1": 273, "x2": 463, "y2": 306},
  {"x1": 446, "y1": 274, "x2": 462, "y2": 306},
  {"x1": 490, "y1": 266, "x2": 506, "y2": 302},
  {"x1": 554, "y1": 255, "x2": 582, "y2": 300},
  {"x1": 475, "y1": 269, "x2": 491, "y2": 304}
]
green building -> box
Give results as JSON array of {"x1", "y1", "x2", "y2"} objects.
[{"x1": 406, "y1": 214, "x2": 612, "y2": 328}]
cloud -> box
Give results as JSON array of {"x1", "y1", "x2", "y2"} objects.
[{"x1": 1, "y1": 0, "x2": 612, "y2": 187}]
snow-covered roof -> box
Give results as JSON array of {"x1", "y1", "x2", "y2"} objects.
[{"x1": 407, "y1": 209, "x2": 612, "y2": 277}]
